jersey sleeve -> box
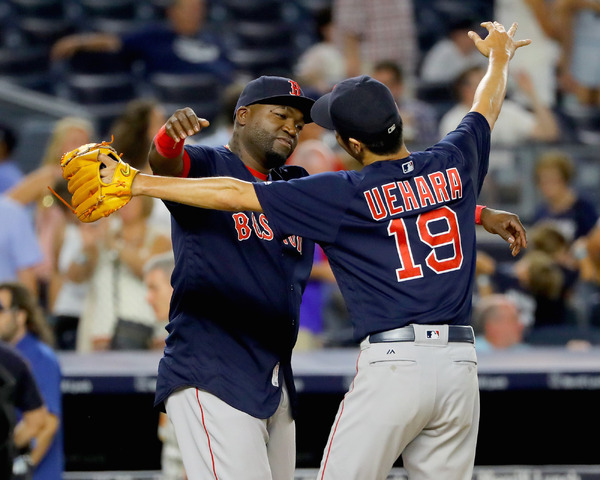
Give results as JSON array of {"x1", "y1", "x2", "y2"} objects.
[
  {"x1": 182, "y1": 144, "x2": 214, "y2": 178},
  {"x1": 254, "y1": 171, "x2": 355, "y2": 244},
  {"x1": 437, "y1": 112, "x2": 491, "y2": 196}
]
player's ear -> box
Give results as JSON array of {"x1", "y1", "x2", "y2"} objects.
[
  {"x1": 347, "y1": 137, "x2": 363, "y2": 155},
  {"x1": 236, "y1": 106, "x2": 249, "y2": 126}
]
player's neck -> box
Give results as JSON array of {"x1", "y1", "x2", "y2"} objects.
[
  {"x1": 362, "y1": 144, "x2": 411, "y2": 167},
  {"x1": 227, "y1": 139, "x2": 270, "y2": 176}
]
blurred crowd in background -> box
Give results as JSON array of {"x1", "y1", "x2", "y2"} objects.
[
  {"x1": 1, "y1": 0, "x2": 600, "y2": 476},
  {"x1": 0, "y1": 0, "x2": 600, "y2": 342},
  {"x1": 1, "y1": 0, "x2": 600, "y2": 353}
]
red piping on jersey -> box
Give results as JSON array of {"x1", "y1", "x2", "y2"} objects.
[
  {"x1": 320, "y1": 350, "x2": 362, "y2": 479},
  {"x1": 196, "y1": 389, "x2": 219, "y2": 479},
  {"x1": 245, "y1": 164, "x2": 268, "y2": 181}
]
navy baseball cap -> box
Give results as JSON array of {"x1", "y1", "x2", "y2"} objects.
[
  {"x1": 235, "y1": 76, "x2": 315, "y2": 123},
  {"x1": 311, "y1": 75, "x2": 402, "y2": 143}
]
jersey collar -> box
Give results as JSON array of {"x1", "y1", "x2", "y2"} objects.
[
  {"x1": 224, "y1": 144, "x2": 269, "y2": 181},
  {"x1": 245, "y1": 164, "x2": 268, "y2": 181}
]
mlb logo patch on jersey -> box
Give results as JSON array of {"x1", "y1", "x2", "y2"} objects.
[
  {"x1": 402, "y1": 160, "x2": 414, "y2": 174},
  {"x1": 427, "y1": 330, "x2": 440, "y2": 339}
]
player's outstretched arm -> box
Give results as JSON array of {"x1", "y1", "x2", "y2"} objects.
[
  {"x1": 469, "y1": 21, "x2": 531, "y2": 130},
  {"x1": 479, "y1": 207, "x2": 528, "y2": 257},
  {"x1": 149, "y1": 108, "x2": 210, "y2": 177},
  {"x1": 99, "y1": 153, "x2": 263, "y2": 213}
]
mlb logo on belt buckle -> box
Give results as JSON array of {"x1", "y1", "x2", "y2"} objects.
[
  {"x1": 413, "y1": 324, "x2": 449, "y2": 346},
  {"x1": 427, "y1": 330, "x2": 440, "y2": 339}
]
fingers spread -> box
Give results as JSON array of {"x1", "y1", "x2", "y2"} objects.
[
  {"x1": 468, "y1": 31, "x2": 481, "y2": 42},
  {"x1": 516, "y1": 39, "x2": 533, "y2": 49}
]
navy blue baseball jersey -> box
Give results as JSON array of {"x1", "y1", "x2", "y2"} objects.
[
  {"x1": 255, "y1": 112, "x2": 490, "y2": 341},
  {"x1": 154, "y1": 145, "x2": 314, "y2": 419}
]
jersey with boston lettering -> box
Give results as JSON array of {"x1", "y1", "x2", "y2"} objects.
[
  {"x1": 155, "y1": 144, "x2": 314, "y2": 419},
  {"x1": 255, "y1": 112, "x2": 490, "y2": 341}
]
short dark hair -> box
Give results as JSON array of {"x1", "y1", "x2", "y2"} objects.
[{"x1": 339, "y1": 121, "x2": 403, "y2": 156}]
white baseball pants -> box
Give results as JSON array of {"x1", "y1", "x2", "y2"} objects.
[
  {"x1": 165, "y1": 385, "x2": 295, "y2": 480},
  {"x1": 318, "y1": 330, "x2": 480, "y2": 480}
]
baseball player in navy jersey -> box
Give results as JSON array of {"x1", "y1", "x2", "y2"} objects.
[
  {"x1": 98, "y1": 29, "x2": 529, "y2": 478},
  {"x1": 146, "y1": 76, "x2": 317, "y2": 480}
]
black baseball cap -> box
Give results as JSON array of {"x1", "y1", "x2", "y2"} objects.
[
  {"x1": 234, "y1": 76, "x2": 315, "y2": 123},
  {"x1": 311, "y1": 75, "x2": 402, "y2": 143}
]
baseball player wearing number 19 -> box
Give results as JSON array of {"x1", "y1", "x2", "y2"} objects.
[{"x1": 95, "y1": 21, "x2": 529, "y2": 479}]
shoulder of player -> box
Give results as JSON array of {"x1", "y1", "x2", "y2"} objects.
[{"x1": 184, "y1": 143, "x2": 231, "y2": 165}]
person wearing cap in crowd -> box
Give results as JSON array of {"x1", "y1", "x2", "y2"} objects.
[
  {"x1": 145, "y1": 75, "x2": 316, "y2": 480},
  {"x1": 97, "y1": 21, "x2": 531, "y2": 479}
]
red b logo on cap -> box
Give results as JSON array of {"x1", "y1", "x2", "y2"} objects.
[{"x1": 288, "y1": 80, "x2": 301, "y2": 96}]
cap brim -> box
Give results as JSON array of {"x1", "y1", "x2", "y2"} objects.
[
  {"x1": 251, "y1": 95, "x2": 315, "y2": 123},
  {"x1": 310, "y1": 92, "x2": 335, "y2": 130}
]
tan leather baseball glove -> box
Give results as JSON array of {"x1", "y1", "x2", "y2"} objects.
[{"x1": 60, "y1": 140, "x2": 138, "y2": 222}]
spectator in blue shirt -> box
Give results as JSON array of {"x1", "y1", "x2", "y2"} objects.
[
  {"x1": 0, "y1": 124, "x2": 23, "y2": 195},
  {"x1": 0, "y1": 197, "x2": 43, "y2": 296},
  {"x1": 532, "y1": 149, "x2": 598, "y2": 243},
  {"x1": 51, "y1": 0, "x2": 235, "y2": 83},
  {"x1": 0, "y1": 283, "x2": 63, "y2": 480}
]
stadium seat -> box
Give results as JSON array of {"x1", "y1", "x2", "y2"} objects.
[
  {"x1": 89, "y1": 17, "x2": 149, "y2": 37},
  {"x1": 234, "y1": 21, "x2": 293, "y2": 49},
  {"x1": 65, "y1": 50, "x2": 133, "y2": 76},
  {"x1": 148, "y1": 72, "x2": 222, "y2": 121},
  {"x1": 139, "y1": 0, "x2": 170, "y2": 21},
  {"x1": 59, "y1": 73, "x2": 139, "y2": 136},
  {"x1": 17, "y1": 17, "x2": 75, "y2": 46},
  {"x1": 8, "y1": 0, "x2": 65, "y2": 19},
  {"x1": 293, "y1": 0, "x2": 333, "y2": 16},
  {"x1": 229, "y1": 46, "x2": 293, "y2": 78},
  {"x1": 64, "y1": 73, "x2": 137, "y2": 105},
  {"x1": 525, "y1": 325, "x2": 600, "y2": 346},
  {"x1": 76, "y1": 0, "x2": 138, "y2": 20},
  {"x1": 217, "y1": 0, "x2": 284, "y2": 22},
  {"x1": 0, "y1": 45, "x2": 53, "y2": 92}
]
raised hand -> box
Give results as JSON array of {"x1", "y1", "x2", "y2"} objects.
[
  {"x1": 468, "y1": 21, "x2": 532, "y2": 60},
  {"x1": 163, "y1": 107, "x2": 210, "y2": 143}
]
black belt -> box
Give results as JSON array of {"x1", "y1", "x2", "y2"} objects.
[{"x1": 369, "y1": 325, "x2": 474, "y2": 344}]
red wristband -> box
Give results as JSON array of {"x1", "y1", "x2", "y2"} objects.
[
  {"x1": 154, "y1": 125, "x2": 184, "y2": 158},
  {"x1": 475, "y1": 205, "x2": 486, "y2": 225}
]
